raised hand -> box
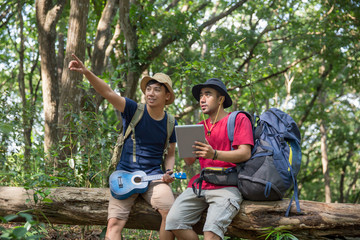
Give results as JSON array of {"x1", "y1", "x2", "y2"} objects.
[{"x1": 68, "y1": 54, "x2": 87, "y2": 74}]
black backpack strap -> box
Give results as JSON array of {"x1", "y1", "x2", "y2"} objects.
[{"x1": 192, "y1": 170, "x2": 205, "y2": 198}]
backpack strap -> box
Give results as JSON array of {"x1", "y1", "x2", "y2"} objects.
[
  {"x1": 110, "y1": 104, "x2": 175, "y2": 172},
  {"x1": 128, "y1": 103, "x2": 145, "y2": 163},
  {"x1": 110, "y1": 103, "x2": 145, "y2": 169},
  {"x1": 227, "y1": 111, "x2": 254, "y2": 150},
  {"x1": 164, "y1": 113, "x2": 175, "y2": 155},
  {"x1": 285, "y1": 144, "x2": 301, "y2": 216},
  {"x1": 162, "y1": 113, "x2": 175, "y2": 169},
  {"x1": 286, "y1": 173, "x2": 301, "y2": 216},
  {"x1": 192, "y1": 170, "x2": 205, "y2": 198}
]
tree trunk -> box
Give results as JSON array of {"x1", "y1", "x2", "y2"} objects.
[
  {"x1": 57, "y1": 33, "x2": 65, "y2": 84},
  {"x1": 85, "y1": 0, "x2": 118, "y2": 112},
  {"x1": 319, "y1": 80, "x2": 331, "y2": 203},
  {"x1": 57, "y1": 0, "x2": 89, "y2": 164},
  {"x1": 1, "y1": 187, "x2": 359, "y2": 240},
  {"x1": 17, "y1": 1, "x2": 32, "y2": 171},
  {"x1": 35, "y1": 0, "x2": 66, "y2": 171},
  {"x1": 320, "y1": 120, "x2": 331, "y2": 203},
  {"x1": 91, "y1": 0, "x2": 118, "y2": 76},
  {"x1": 119, "y1": 0, "x2": 141, "y2": 100}
]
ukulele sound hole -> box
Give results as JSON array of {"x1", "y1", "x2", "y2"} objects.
[{"x1": 134, "y1": 177, "x2": 142, "y2": 183}]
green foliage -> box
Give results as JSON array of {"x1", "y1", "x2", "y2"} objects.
[
  {"x1": 53, "y1": 100, "x2": 119, "y2": 187},
  {"x1": 22, "y1": 173, "x2": 64, "y2": 205},
  {"x1": 260, "y1": 227, "x2": 298, "y2": 240},
  {"x1": 0, "y1": 213, "x2": 47, "y2": 240}
]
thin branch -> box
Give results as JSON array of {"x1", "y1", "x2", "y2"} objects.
[
  {"x1": 201, "y1": 0, "x2": 247, "y2": 32},
  {"x1": 228, "y1": 52, "x2": 318, "y2": 92},
  {"x1": 165, "y1": 0, "x2": 180, "y2": 11},
  {"x1": 237, "y1": 23, "x2": 287, "y2": 72},
  {"x1": 30, "y1": 51, "x2": 40, "y2": 103},
  {"x1": 144, "y1": 35, "x2": 176, "y2": 66},
  {"x1": 0, "y1": 80, "x2": 6, "y2": 90},
  {"x1": 0, "y1": 5, "x2": 13, "y2": 29},
  {"x1": 297, "y1": 63, "x2": 333, "y2": 128},
  {"x1": 175, "y1": 102, "x2": 199, "y2": 120},
  {"x1": 144, "y1": 1, "x2": 246, "y2": 69},
  {"x1": 187, "y1": 0, "x2": 247, "y2": 47},
  {"x1": 259, "y1": 36, "x2": 290, "y2": 44}
]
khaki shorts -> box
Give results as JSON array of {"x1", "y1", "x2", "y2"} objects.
[
  {"x1": 165, "y1": 187, "x2": 242, "y2": 239},
  {"x1": 108, "y1": 180, "x2": 175, "y2": 220}
]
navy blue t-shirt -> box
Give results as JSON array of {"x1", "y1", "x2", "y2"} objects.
[{"x1": 116, "y1": 98, "x2": 177, "y2": 175}]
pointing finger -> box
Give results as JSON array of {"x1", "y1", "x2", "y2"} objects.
[{"x1": 71, "y1": 53, "x2": 81, "y2": 63}]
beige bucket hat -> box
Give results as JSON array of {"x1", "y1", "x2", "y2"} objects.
[{"x1": 140, "y1": 73, "x2": 175, "y2": 105}]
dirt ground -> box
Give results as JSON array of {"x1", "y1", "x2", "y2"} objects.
[
  {"x1": 46, "y1": 225, "x2": 104, "y2": 239},
  {"x1": 1, "y1": 224, "x2": 103, "y2": 239},
  {"x1": 1, "y1": 223, "x2": 159, "y2": 239}
]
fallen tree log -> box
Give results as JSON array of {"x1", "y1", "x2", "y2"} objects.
[{"x1": 0, "y1": 187, "x2": 359, "y2": 239}]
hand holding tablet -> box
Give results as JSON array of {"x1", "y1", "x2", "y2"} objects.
[{"x1": 175, "y1": 124, "x2": 205, "y2": 158}]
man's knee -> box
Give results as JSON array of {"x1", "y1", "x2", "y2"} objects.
[
  {"x1": 172, "y1": 229, "x2": 199, "y2": 240},
  {"x1": 158, "y1": 208, "x2": 170, "y2": 218},
  {"x1": 204, "y1": 231, "x2": 221, "y2": 240},
  {"x1": 107, "y1": 217, "x2": 126, "y2": 232}
]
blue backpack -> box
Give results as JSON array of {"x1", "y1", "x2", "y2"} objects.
[{"x1": 228, "y1": 108, "x2": 302, "y2": 216}]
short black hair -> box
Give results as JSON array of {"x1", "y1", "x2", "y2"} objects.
[{"x1": 146, "y1": 79, "x2": 169, "y2": 92}]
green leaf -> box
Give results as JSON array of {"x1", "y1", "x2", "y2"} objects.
[
  {"x1": 0, "y1": 123, "x2": 13, "y2": 134},
  {"x1": 18, "y1": 213, "x2": 34, "y2": 223},
  {"x1": 42, "y1": 197, "x2": 53, "y2": 203},
  {"x1": 13, "y1": 227, "x2": 27, "y2": 238},
  {"x1": 4, "y1": 214, "x2": 18, "y2": 223},
  {"x1": 24, "y1": 221, "x2": 32, "y2": 231},
  {"x1": 33, "y1": 193, "x2": 38, "y2": 204},
  {"x1": 0, "y1": 232, "x2": 11, "y2": 239}
]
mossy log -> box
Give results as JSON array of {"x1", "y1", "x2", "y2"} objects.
[{"x1": 0, "y1": 187, "x2": 359, "y2": 239}]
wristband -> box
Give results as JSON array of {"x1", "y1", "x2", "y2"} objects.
[{"x1": 212, "y1": 150, "x2": 217, "y2": 160}]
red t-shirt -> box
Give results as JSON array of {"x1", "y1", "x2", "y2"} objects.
[{"x1": 188, "y1": 112, "x2": 254, "y2": 190}]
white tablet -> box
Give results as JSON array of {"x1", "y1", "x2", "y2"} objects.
[{"x1": 175, "y1": 124, "x2": 205, "y2": 158}]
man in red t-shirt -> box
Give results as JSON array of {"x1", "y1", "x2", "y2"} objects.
[{"x1": 166, "y1": 78, "x2": 254, "y2": 240}]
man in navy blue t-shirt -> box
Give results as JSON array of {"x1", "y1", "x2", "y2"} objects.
[{"x1": 69, "y1": 54, "x2": 177, "y2": 240}]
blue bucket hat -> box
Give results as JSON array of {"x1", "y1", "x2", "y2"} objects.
[{"x1": 192, "y1": 78, "x2": 232, "y2": 108}]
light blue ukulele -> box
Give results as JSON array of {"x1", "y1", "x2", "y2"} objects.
[{"x1": 109, "y1": 170, "x2": 187, "y2": 200}]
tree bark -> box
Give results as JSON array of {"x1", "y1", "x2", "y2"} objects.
[
  {"x1": 57, "y1": 33, "x2": 65, "y2": 84},
  {"x1": 320, "y1": 120, "x2": 331, "y2": 203},
  {"x1": 0, "y1": 187, "x2": 359, "y2": 240},
  {"x1": 119, "y1": 0, "x2": 141, "y2": 100},
  {"x1": 57, "y1": 0, "x2": 89, "y2": 164},
  {"x1": 91, "y1": 0, "x2": 118, "y2": 75},
  {"x1": 35, "y1": 0, "x2": 66, "y2": 171},
  {"x1": 86, "y1": 0, "x2": 119, "y2": 111},
  {"x1": 17, "y1": 1, "x2": 32, "y2": 171},
  {"x1": 319, "y1": 65, "x2": 331, "y2": 203}
]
